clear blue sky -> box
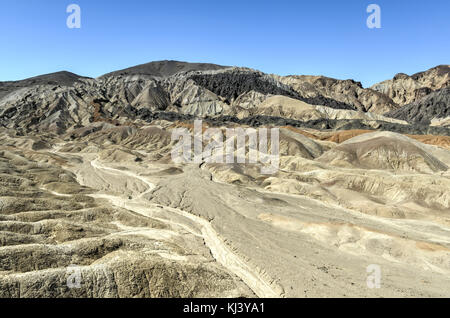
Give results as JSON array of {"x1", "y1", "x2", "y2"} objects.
[{"x1": 0, "y1": 0, "x2": 448, "y2": 87}]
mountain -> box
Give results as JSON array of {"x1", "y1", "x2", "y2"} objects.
[
  {"x1": 0, "y1": 64, "x2": 364, "y2": 133},
  {"x1": 280, "y1": 75, "x2": 399, "y2": 114},
  {"x1": 0, "y1": 71, "x2": 88, "y2": 100},
  {"x1": 1, "y1": 61, "x2": 449, "y2": 135},
  {"x1": 371, "y1": 65, "x2": 450, "y2": 106},
  {"x1": 385, "y1": 87, "x2": 450, "y2": 125},
  {"x1": 100, "y1": 60, "x2": 230, "y2": 78}
]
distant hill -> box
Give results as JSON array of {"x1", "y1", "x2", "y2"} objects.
[
  {"x1": 100, "y1": 60, "x2": 230, "y2": 78},
  {"x1": 0, "y1": 71, "x2": 88, "y2": 99}
]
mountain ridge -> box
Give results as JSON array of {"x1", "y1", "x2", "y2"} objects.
[{"x1": 0, "y1": 61, "x2": 448, "y2": 134}]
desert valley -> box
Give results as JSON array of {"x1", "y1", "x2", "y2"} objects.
[{"x1": 0, "y1": 61, "x2": 449, "y2": 297}]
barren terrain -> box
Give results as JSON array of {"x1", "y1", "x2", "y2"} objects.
[{"x1": 0, "y1": 61, "x2": 449, "y2": 297}]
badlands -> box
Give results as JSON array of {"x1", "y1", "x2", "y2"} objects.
[{"x1": 0, "y1": 61, "x2": 449, "y2": 297}]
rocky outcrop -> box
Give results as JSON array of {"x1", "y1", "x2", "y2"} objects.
[
  {"x1": 280, "y1": 75, "x2": 399, "y2": 114},
  {"x1": 371, "y1": 65, "x2": 450, "y2": 106},
  {"x1": 385, "y1": 87, "x2": 450, "y2": 125}
]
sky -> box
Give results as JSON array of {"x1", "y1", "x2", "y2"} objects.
[{"x1": 0, "y1": 0, "x2": 448, "y2": 87}]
